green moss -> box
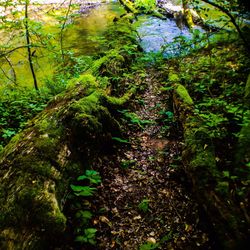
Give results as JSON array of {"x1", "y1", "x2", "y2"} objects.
[
  {"x1": 36, "y1": 118, "x2": 50, "y2": 131},
  {"x1": 105, "y1": 87, "x2": 136, "y2": 106},
  {"x1": 45, "y1": 210, "x2": 66, "y2": 233},
  {"x1": 14, "y1": 182, "x2": 66, "y2": 233},
  {"x1": 152, "y1": 9, "x2": 165, "y2": 19},
  {"x1": 244, "y1": 74, "x2": 250, "y2": 107},
  {"x1": 168, "y1": 72, "x2": 180, "y2": 83},
  {"x1": 184, "y1": 9, "x2": 194, "y2": 29},
  {"x1": 88, "y1": 50, "x2": 125, "y2": 76},
  {"x1": 35, "y1": 136, "x2": 59, "y2": 160},
  {"x1": 120, "y1": 0, "x2": 138, "y2": 14},
  {"x1": 123, "y1": 13, "x2": 135, "y2": 21},
  {"x1": 14, "y1": 155, "x2": 52, "y2": 177},
  {"x1": 0, "y1": 41, "x2": 136, "y2": 246},
  {"x1": 70, "y1": 91, "x2": 101, "y2": 114},
  {"x1": 175, "y1": 84, "x2": 194, "y2": 105},
  {"x1": 0, "y1": 133, "x2": 21, "y2": 159},
  {"x1": 67, "y1": 74, "x2": 98, "y2": 90},
  {"x1": 88, "y1": 56, "x2": 110, "y2": 76}
]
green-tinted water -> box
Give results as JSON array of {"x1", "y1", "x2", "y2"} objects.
[
  {"x1": 64, "y1": 2, "x2": 125, "y2": 55},
  {"x1": 0, "y1": 1, "x2": 125, "y2": 88}
]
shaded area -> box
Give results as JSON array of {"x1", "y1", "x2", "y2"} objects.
[{"x1": 94, "y1": 68, "x2": 216, "y2": 249}]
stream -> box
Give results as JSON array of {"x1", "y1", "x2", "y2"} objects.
[
  {"x1": 67, "y1": 1, "x2": 202, "y2": 56},
  {"x1": 0, "y1": 0, "x2": 197, "y2": 87}
]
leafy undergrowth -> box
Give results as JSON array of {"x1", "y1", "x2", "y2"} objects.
[
  {"x1": 170, "y1": 43, "x2": 250, "y2": 213},
  {"x1": 1, "y1": 4, "x2": 249, "y2": 247},
  {"x1": 0, "y1": 87, "x2": 50, "y2": 149}
]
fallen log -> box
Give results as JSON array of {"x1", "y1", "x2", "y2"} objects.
[
  {"x1": 0, "y1": 71, "x2": 134, "y2": 249},
  {"x1": 173, "y1": 81, "x2": 249, "y2": 249},
  {"x1": 119, "y1": 0, "x2": 165, "y2": 19}
]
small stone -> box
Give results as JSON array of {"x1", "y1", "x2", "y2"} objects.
[
  {"x1": 133, "y1": 215, "x2": 142, "y2": 220},
  {"x1": 147, "y1": 237, "x2": 156, "y2": 244}
]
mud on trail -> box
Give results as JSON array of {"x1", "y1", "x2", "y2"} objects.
[{"x1": 93, "y1": 68, "x2": 216, "y2": 249}]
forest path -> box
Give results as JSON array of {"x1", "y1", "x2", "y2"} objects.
[{"x1": 95, "y1": 68, "x2": 213, "y2": 249}]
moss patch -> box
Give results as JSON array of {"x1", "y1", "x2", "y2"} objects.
[{"x1": 175, "y1": 84, "x2": 194, "y2": 105}]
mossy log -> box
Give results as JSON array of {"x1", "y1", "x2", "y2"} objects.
[
  {"x1": 0, "y1": 74, "x2": 132, "y2": 249},
  {"x1": 244, "y1": 73, "x2": 250, "y2": 107},
  {"x1": 235, "y1": 73, "x2": 250, "y2": 170},
  {"x1": 157, "y1": 1, "x2": 202, "y2": 25},
  {"x1": 119, "y1": 0, "x2": 165, "y2": 19},
  {"x1": 173, "y1": 84, "x2": 249, "y2": 249},
  {"x1": 119, "y1": 0, "x2": 138, "y2": 14}
]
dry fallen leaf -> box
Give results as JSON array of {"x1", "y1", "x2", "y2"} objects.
[{"x1": 100, "y1": 216, "x2": 112, "y2": 227}]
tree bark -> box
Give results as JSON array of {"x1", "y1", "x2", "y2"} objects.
[
  {"x1": 60, "y1": 0, "x2": 73, "y2": 65},
  {"x1": 0, "y1": 72, "x2": 128, "y2": 249},
  {"x1": 173, "y1": 83, "x2": 249, "y2": 249},
  {"x1": 24, "y1": 0, "x2": 39, "y2": 91}
]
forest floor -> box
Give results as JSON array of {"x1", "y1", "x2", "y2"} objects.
[{"x1": 93, "y1": 68, "x2": 217, "y2": 249}]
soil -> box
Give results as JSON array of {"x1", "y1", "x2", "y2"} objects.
[{"x1": 93, "y1": 68, "x2": 217, "y2": 249}]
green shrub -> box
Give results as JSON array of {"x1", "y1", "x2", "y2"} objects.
[{"x1": 0, "y1": 87, "x2": 50, "y2": 147}]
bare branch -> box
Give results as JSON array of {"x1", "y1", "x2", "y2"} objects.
[{"x1": 0, "y1": 45, "x2": 42, "y2": 58}]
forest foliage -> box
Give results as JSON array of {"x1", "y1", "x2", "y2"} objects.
[{"x1": 0, "y1": 0, "x2": 249, "y2": 248}]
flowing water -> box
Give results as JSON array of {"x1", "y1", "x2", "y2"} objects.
[
  {"x1": 136, "y1": 15, "x2": 192, "y2": 54},
  {"x1": 0, "y1": 0, "x2": 198, "y2": 87}
]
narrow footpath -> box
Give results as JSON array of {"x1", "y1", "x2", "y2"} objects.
[{"x1": 95, "y1": 68, "x2": 215, "y2": 249}]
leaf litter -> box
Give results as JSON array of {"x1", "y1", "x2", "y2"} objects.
[{"x1": 93, "y1": 68, "x2": 216, "y2": 249}]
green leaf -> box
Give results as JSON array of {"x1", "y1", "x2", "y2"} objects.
[
  {"x1": 88, "y1": 238, "x2": 96, "y2": 245},
  {"x1": 70, "y1": 184, "x2": 86, "y2": 192},
  {"x1": 70, "y1": 185, "x2": 97, "y2": 196},
  {"x1": 222, "y1": 171, "x2": 230, "y2": 178},
  {"x1": 84, "y1": 228, "x2": 97, "y2": 235},
  {"x1": 140, "y1": 242, "x2": 159, "y2": 250},
  {"x1": 112, "y1": 137, "x2": 130, "y2": 144},
  {"x1": 86, "y1": 170, "x2": 102, "y2": 184},
  {"x1": 76, "y1": 210, "x2": 93, "y2": 220},
  {"x1": 75, "y1": 236, "x2": 87, "y2": 243},
  {"x1": 77, "y1": 170, "x2": 101, "y2": 184},
  {"x1": 76, "y1": 175, "x2": 88, "y2": 181},
  {"x1": 138, "y1": 199, "x2": 150, "y2": 213},
  {"x1": 75, "y1": 188, "x2": 97, "y2": 197}
]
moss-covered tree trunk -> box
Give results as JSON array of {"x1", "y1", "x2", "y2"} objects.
[
  {"x1": 181, "y1": 0, "x2": 194, "y2": 28},
  {"x1": 235, "y1": 74, "x2": 250, "y2": 166},
  {"x1": 0, "y1": 73, "x2": 130, "y2": 249},
  {"x1": 173, "y1": 83, "x2": 249, "y2": 249},
  {"x1": 118, "y1": 0, "x2": 165, "y2": 19}
]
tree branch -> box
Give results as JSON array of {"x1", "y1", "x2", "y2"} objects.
[
  {"x1": 0, "y1": 45, "x2": 42, "y2": 58},
  {"x1": 201, "y1": 0, "x2": 250, "y2": 52}
]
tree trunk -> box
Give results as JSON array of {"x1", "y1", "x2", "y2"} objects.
[
  {"x1": 60, "y1": 0, "x2": 73, "y2": 65},
  {"x1": 182, "y1": 0, "x2": 194, "y2": 28},
  {"x1": 0, "y1": 72, "x2": 131, "y2": 249},
  {"x1": 24, "y1": 0, "x2": 39, "y2": 91},
  {"x1": 173, "y1": 83, "x2": 249, "y2": 249}
]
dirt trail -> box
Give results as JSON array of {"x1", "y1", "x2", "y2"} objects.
[{"x1": 95, "y1": 69, "x2": 214, "y2": 249}]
